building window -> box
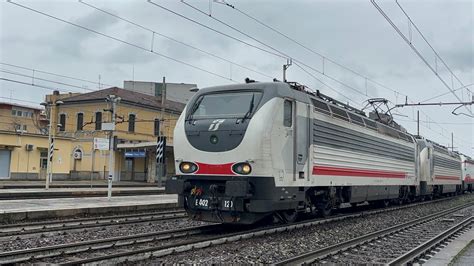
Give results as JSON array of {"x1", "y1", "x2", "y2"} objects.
[
  {"x1": 95, "y1": 112, "x2": 102, "y2": 130},
  {"x1": 283, "y1": 100, "x2": 292, "y2": 127},
  {"x1": 128, "y1": 114, "x2": 135, "y2": 132},
  {"x1": 22, "y1": 125, "x2": 27, "y2": 131},
  {"x1": 77, "y1": 113, "x2": 84, "y2": 131},
  {"x1": 17, "y1": 110, "x2": 22, "y2": 117},
  {"x1": 11, "y1": 109, "x2": 16, "y2": 116},
  {"x1": 59, "y1": 114, "x2": 66, "y2": 132},
  {"x1": 154, "y1": 118, "x2": 160, "y2": 136}
]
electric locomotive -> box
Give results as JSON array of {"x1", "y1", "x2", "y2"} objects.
[{"x1": 166, "y1": 80, "x2": 467, "y2": 224}]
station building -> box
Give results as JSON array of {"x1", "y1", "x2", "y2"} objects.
[{"x1": 0, "y1": 86, "x2": 188, "y2": 183}]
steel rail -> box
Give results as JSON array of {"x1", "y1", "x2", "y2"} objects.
[
  {"x1": 0, "y1": 224, "x2": 220, "y2": 264},
  {"x1": 275, "y1": 202, "x2": 473, "y2": 265},
  {"x1": 388, "y1": 217, "x2": 473, "y2": 265},
  {"x1": 59, "y1": 196, "x2": 470, "y2": 265},
  {"x1": 0, "y1": 210, "x2": 187, "y2": 237}
]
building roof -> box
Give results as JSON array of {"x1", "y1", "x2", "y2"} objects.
[
  {"x1": 60, "y1": 87, "x2": 186, "y2": 113},
  {"x1": 0, "y1": 101, "x2": 43, "y2": 111}
]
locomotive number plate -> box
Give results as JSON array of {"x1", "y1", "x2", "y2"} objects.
[
  {"x1": 194, "y1": 198, "x2": 209, "y2": 208},
  {"x1": 222, "y1": 200, "x2": 234, "y2": 209}
]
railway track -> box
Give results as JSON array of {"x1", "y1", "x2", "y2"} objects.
[
  {"x1": 0, "y1": 210, "x2": 187, "y2": 237},
  {"x1": 0, "y1": 223, "x2": 222, "y2": 264},
  {"x1": 6, "y1": 196, "x2": 461, "y2": 265},
  {"x1": 275, "y1": 203, "x2": 473, "y2": 265}
]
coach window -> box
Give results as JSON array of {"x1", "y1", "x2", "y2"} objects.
[{"x1": 283, "y1": 100, "x2": 292, "y2": 127}]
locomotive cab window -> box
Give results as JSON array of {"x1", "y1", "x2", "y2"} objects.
[
  {"x1": 283, "y1": 99, "x2": 292, "y2": 127},
  {"x1": 188, "y1": 91, "x2": 262, "y2": 119}
]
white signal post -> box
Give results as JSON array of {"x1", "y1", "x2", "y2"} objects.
[
  {"x1": 107, "y1": 95, "x2": 120, "y2": 199},
  {"x1": 41, "y1": 100, "x2": 63, "y2": 190}
]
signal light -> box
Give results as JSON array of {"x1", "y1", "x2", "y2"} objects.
[
  {"x1": 233, "y1": 162, "x2": 252, "y2": 175},
  {"x1": 180, "y1": 162, "x2": 197, "y2": 173}
]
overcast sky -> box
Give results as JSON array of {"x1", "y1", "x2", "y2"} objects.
[{"x1": 0, "y1": 0, "x2": 473, "y2": 156}]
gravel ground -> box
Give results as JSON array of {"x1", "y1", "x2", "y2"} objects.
[
  {"x1": 145, "y1": 194, "x2": 474, "y2": 264},
  {"x1": 321, "y1": 206, "x2": 473, "y2": 264},
  {"x1": 0, "y1": 217, "x2": 209, "y2": 252}
]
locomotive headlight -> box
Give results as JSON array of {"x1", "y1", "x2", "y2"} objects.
[
  {"x1": 233, "y1": 162, "x2": 252, "y2": 175},
  {"x1": 180, "y1": 162, "x2": 197, "y2": 173}
]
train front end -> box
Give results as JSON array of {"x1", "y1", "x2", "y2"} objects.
[{"x1": 166, "y1": 83, "x2": 276, "y2": 224}]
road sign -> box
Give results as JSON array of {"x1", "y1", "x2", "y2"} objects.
[
  {"x1": 94, "y1": 138, "x2": 109, "y2": 150},
  {"x1": 125, "y1": 151, "x2": 146, "y2": 158},
  {"x1": 102, "y1": 122, "x2": 115, "y2": 131}
]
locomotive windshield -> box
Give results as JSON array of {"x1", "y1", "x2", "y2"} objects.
[{"x1": 188, "y1": 91, "x2": 262, "y2": 119}]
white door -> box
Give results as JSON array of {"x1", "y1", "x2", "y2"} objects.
[{"x1": 0, "y1": 149, "x2": 11, "y2": 179}]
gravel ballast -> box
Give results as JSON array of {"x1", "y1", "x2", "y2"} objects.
[{"x1": 146, "y1": 194, "x2": 474, "y2": 264}]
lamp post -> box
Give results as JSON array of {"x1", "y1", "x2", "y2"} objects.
[{"x1": 41, "y1": 100, "x2": 63, "y2": 190}]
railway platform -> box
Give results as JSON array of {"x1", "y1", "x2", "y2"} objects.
[
  {"x1": 0, "y1": 187, "x2": 165, "y2": 200},
  {"x1": 425, "y1": 226, "x2": 474, "y2": 265},
  {"x1": 0, "y1": 194, "x2": 178, "y2": 222},
  {"x1": 0, "y1": 180, "x2": 157, "y2": 189}
]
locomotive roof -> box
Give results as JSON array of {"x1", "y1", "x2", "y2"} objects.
[{"x1": 196, "y1": 81, "x2": 468, "y2": 156}]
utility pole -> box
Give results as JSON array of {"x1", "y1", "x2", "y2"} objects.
[
  {"x1": 42, "y1": 98, "x2": 63, "y2": 190},
  {"x1": 417, "y1": 110, "x2": 420, "y2": 136},
  {"x1": 451, "y1": 132, "x2": 454, "y2": 152},
  {"x1": 158, "y1": 77, "x2": 166, "y2": 183},
  {"x1": 45, "y1": 107, "x2": 53, "y2": 190},
  {"x1": 160, "y1": 76, "x2": 166, "y2": 125},
  {"x1": 283, "y1": 58, "x2": 292, "y2": 82},
  {"x1": 107, "y1": 95, "x2": 120, "y2": 199}
]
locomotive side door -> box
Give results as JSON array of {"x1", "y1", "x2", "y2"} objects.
[
  {"x1": 294, "y1": 102, "x2": 310, "y2": 181},
  {"x1": 282, "y1": 99, "x2": 295, "y2": 180}
]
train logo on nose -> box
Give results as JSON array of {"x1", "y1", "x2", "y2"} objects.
[{"x1": 208, "y1": 119, "x2": 225, "y2": 131}]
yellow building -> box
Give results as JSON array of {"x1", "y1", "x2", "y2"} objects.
[
  {"x1": 0, "y1": 87, "x2": 186, "y2": 183},
  {"x1": 0, "y1": 102, "x2": 48, "y2": 134}
]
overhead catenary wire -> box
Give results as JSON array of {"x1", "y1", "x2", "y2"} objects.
[
  {"x1": 1, "y1": 77, "x2": 180, "y2": 121},
  {"x1": 421, "y1": 83, "x2": 474, "y2": 103},
  {"x1": 149, "y1": 0, "x2": 370, "y2": 108},
  {"x1": 7, "y1": 0, "x2": 237, "y2": 84},
  {"x1": 293, "y1": 62, "x2": 364, "y2": 108},
  {"x1": 215, "y1": 0, "x2": 471, "y2": 149},
  {"x1": 395, "y1": 0, "x2": 472, "y2": 96},
  {"x1": 6, "y1": 0, "x2": 471, "y2": 152},
  {"x1": 179, "y1": 0, "x2": 373, "y2": 100},
  {"x1": 1, "y1": 69, "x2": 96, "y2": 92},
  {"x1": 216, "y1": 0, "x2": 410, "y2": 99},
  {"x1": 163, "y1": 1, "x2": 471, "y2": 148},
  {"x1": 0, "y1": 62, "x2": 116, "y2": 88},
  {"x1": 371, "y1": 0, "x2": 472, "y2": 116},
  {"x1": 78, "y1": 0, "x2": 274, "y2": 80}
]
